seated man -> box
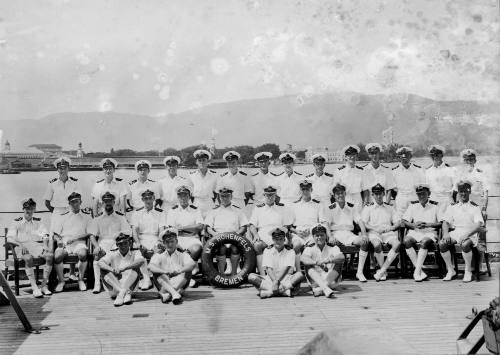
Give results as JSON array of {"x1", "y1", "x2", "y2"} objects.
[
  {"x1": 52, "y1": 192, "x2": 92, "y2": 292},
  {"x1": 7, "y1": 198, "x2": 53, "y2": 298},
  {"x1": 440, "y1": 179, "x2": 485, "y2": 282},
  {"x1": 361, "y1": 183, "x2": 401, "y2": 281},
  {"x1": 247, "y1": 227, "x2": 303, "y2": 298},
  {"x1": 401, "y1": 184, "x2": 441, "y2": 282},
  {"x1": 320, "y1": 183, "x2": 370, "y2": 282},
  {"x1": 248, "y1": 186, "x2": 293, "y2": 275},
  {"x1": 301, "y1": 224, "x2": 345, "y2": 298},
  {"x1": 97, "y1": 233, "x2": 145, "y2": 307},
  {"x1": 148, "y1": 228, "x2": 196, "y2": 304},
  {"x1": 205, "y1": 186, "x2": 249, "y2": 275},
  {"x1": 89, "y1": 191, "x2": 132, "y2": 293},
  {"x1": 130, "y1": 189, "x2": 166, "y2": 290}
]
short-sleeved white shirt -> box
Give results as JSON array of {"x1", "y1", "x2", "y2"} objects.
[
  {"x1": 127, "y1": 179, "x2": 161, "y2": 209},
  {"x1": 262, "y1": 246, "x2": 295, "y2": 271},
  {"x1": 334, "y1": 165, "x2": 369, "y2": 194},
  {"x1": 53, "y1": 210, "x2": 93, "y2": 243},
  {"x1": 425, "y1": 163, "x2": 455, "y2": 197},
  {"x1": 150, "y1": 249, "x2": 192, "y2": 272},
  {"x1": 249, "y1": 203, "x2": 293, "y2": 244},
  {"x1": 364, "y1": 164, "x2": 396, "y2": 194},
  {"x1": 159, "y1": 174, "x2": 192, "y2": 208},
  {"x1": 204, "y1": 204, "x2": 249, "y2": 233},
  {"x1": 361, "y1": 202, "x2": 397, "y2": 229},
  {"x1": 453, "y1": 166, "x2": 490, "y2": 197},
  {"x1": 216, "y1": 170, "x2": 253, "y2": 202},
  {"x1": 88, "y1": 211, "x2": 131, "y2": 240},
  {"x1": 320, "y1": 202, "x2": 359, "y2": 231},
  {"x1": 443, "y1": 201, "x2": 484, "y2": 229},
  {"x1": 302, "y1": 243, "x2": 338, "y2": 263},
  {"x1": 130, "y1": 207, "x2": 167, "y2": 238},
  {"x1": 43, "y1": 176, "x2": 81, "y2": 208},
  {"x1": 188, "y1": 170, "x2": 218, "y2": 200},
  {"x1": 274, "y1": 171, "x2": 304, "y2": 204},
  {"x1": 251, "y1": 171, "x2": 278, "y2": 203},
  {"x1": 91, "y1": 177, "x2": 129, "y2": 211},
  {"x1": 165, "y1": 204, "x2": 204, "y2": 236},
  {"x1": 402, "y1": 200, "x2": 440, "y2": 235},
  {"x1": 7, "y1": 217, "x2": 49, "y2": 244},
  {"x1": 392, "y1": 164, "x2": 426, "y2": 195},
  {"x1": 306, "y1": 172, "x2": 335, "y2": 204},
  {"x1": 290, "y1": 199, "x2": 321, "y2": 231},
  {"x1": 100, "y1": 249, "x2": 144, "y2": 270}
]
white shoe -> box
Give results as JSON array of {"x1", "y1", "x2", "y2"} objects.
[
  {"x1": 160, "y1": 293, "x2": 172, "y2": 303},
  {"x1": 139, "y1": 279, "x2": 152, "y2": 290},
  {"x1": 420, "y1": 271, "x2": 428, "y2": 281},
  {"x1": 380, "y1": 271, "x2": 387, "y2": 281},
  {"x1": 69, "y1": 274, "x2": 79, "y2": 281},
  {"x1": 356, "y1": 272, "x2": 367, "y2": 282},
  {"x1": 374, "y1": 270, "x2": 382, "y2": 281},
  {"x1": 41, "y1": 286, "x2": 52, "y2": 295},
  {"x1": 413, "y1": 271, "x2": 422, "y2": 282},
  {"x1": 114, "y1": 292, "x2": 125, "y2": 307},
  {"x1": 259, "y1": 290, "x2": 273, "y2": 299},
  {"x1": 123, "y1": 291, "x2": 132, "y2": 305},
  {"x1": 55, "y1": 282, "x2": 65, "y2": 293},
  {"x1": 463, "y1": 271, "x2": 473, "y2": 283},
  {"x1": 32, "y1": 288, "x2": 43, "y2": 298},
  {"x1": 443, "y1": 269, "x2": 457, "y2": 281},
  {"x1": 78, "y1": 281, "x2": 87, "y2": 291},
  {"x1": 225, "y1": 263, "x2": 232, "y2": 275},
  {"x1": 312, "y1": 287, "x2": 323, "y2": 297},
  {"x1": 93, "y1": 283, "x2": 101, "y2": 294},
  {"x1": 323, "y1": 288, "x2": 334, "y2": 298}
]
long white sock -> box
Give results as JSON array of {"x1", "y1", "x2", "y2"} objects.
[
  {"x1": 93, "y1": 261, "x2": 101, "y2": 287},
  {"x1": 382, "y1": 249, "x2": 398, "y2": 272},
  {"x1": 406, "y1": 248, "x2": 417, "y2": 267},
  {"x1": 42, "y1": 264, "x2": 52, "y2": 287},
  {"x1": 357, "y1": 250, "x2": 368, "y2": 274},
  {"x1": 25, "y1": 268, "x2": 38, "y2": 289},
  {"x1": 374, "y1": 252, "x2": 384, "y2": 268},
  {"x1": 441, "y1": 251, "x2": 453, "y2": 271},
  {"x1": 415, "y1": 249, "x2": 428, "y2": 274},
  {"x1": 462, "y1": 251, "x2": 473, "y2": 272}
]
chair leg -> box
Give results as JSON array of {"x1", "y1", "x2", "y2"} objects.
[
  {"x1": 485, "y1": 253, "x2": 492, "y2": 277},
  {"x1": 452, "y1": 248, "x2": 459, "y2": 275},
  {"x1": 472, "y1": 248, "x2": 480, "y2": 282},
  {"x1": 14, "y1": 262, "x2": 20, "y2": 296}
]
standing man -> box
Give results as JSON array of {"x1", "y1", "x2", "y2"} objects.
[
  {"x1": 440, "y1": 180, "x2": 484, "y2": 282},
  {"x1": 454, "y1": 149, "x2": 489, "y2": 212},
  {"x1": 188, "y1": 149, "x2": 219, "y2": 218},
  {"x1": 7, "y1": 198, "x2": 52, "y2": 298},
  {"x1": 159, "y1": 156, "x2": 192, "y2": 212},
  {"x1": 247, "y1": 227, "x2": 304, "y2": 298},
  {"x1": 205, "y1": 186, "x2": 249, "y2": 275},
  {"x1": 361, "y1": 184, "x2": 401, "y2": 281},
  {"x1": 249, "y1": 186, "x2": 293, "y2": 275},
  {"x1": 251, "y1": 152, "x2": 278, "y2": 207},
  {"x1": 425, "y1": 145, "x2": 455, "y2": 216},
  {"x1": 217, "y1": 150, "x2": 253, "y2": 209},
  {"x1": 320, "y1": 183, "x2": 370, "y2": 282},
  {"x1": 89, "y1": 191, "x2": 132, "y2": 293},
  {"x1": 44, "y1": 157, "x2": 81, "y2": 232},
  {"x1": 401, "y1": 184, "x2": 441, "y2": 281},
  {"x1": 52, "y1": 192, "x2": 92, "y2": 292},
  {"x1": 334, "y1": 145, "x2": 369, "y2": 211},
  {"x1": 130, "y1": 189, "x2": 167, "y2": 290},
  {"x1": 98, "y1": 233, "x2": 145, "y2": 307},
  {"x1": 306, "y1": 153, "x2": 335, "y2": 208},
  {"x1": 392, "y1": 146, "x2": 426, "y2": 216},
  {"x1": 274, "y1": 152, "x2": 303, "y2": 206},
  {"x1": 363, "y1": 143, "x2": 395, "y2": 204},
  {"x1": 127, "y1": 160, "x2": 161, "y2": 211},
  {"x1": 301, "y1": 224, "x2": 345, "y2": 298},
  {"x1": 91, "y1": 158, "x2": 128, "y2": 215}
]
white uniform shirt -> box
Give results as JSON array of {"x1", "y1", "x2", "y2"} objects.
[
  {"x1": 361, "y1": 202, "x2": 397, "y2": 229},
  {"x1": 392, "y1": 164, "x2": 425, "y2": 195},
  {"x1": 262, "y1": 246, "x2": 295, "y2": 271},
  {"x1": 443, "y1": 201, "x2": 484, "y2": 229},
  {"x1": 306, "y1": 172, "x2": 334, "y2": 204},
  {"x1": 128, "y1": 179, "x2": 161, "y2": 209},
  {"x1": 88, "y1": 211, "x2": 131, "y2": 241},
  {"x1": 43, "y1": 176, "x2": 81, "y2": 208},
  {"x1": 130, "y1": 207, "x2": 167, "y2": 238},
  {"x1": 364, "y1": 164, "x2": 396, "y2": 194},
  {"x1": 275, "y1": 171, "x2": 303, "y2": 204},
  {"x1": 334, "y1": 165, "x2": 368, "y2": 194},
  {"x1": 188, "y1": 170, "x2": 218, "y2": 201},
  {"x1": 216, "y1": 170, "x2": 253, "y2": 202},
  {"x1": 91, "y1": 177, "x2": 129, "y2": 209},
  {"x1": 165, "y1": 204, "x2": 204, "y2": 236},
  {"x1": 251, "y1": 171, "x2": 278, "y2": 203},
  {"x1": 249, "y1": 203, "x2": 293, "y2": 244},
  {"x1": 319, "y1": 202, "x2": 359, "y2": 231},
  {"x1": 290, "y1": 199, "x2": 321, "y2": 231},
  {"x1": 402, "y1": 200, "x2": 440, "y2": 235},
  {"x1": 150, "y1": 249, "x2": 192, "y2": 272},
  {"x1": 204, "y1": 205, "x2": 249, "y2": 233},
  {"x1": 453, "y1": 166, "x2": 489, "y2": 199},
  {"x1": 425, "y1": 164, "x2": 455, "y2": 199},
  {"x1": 159, "y1": 174, "x2": 192, "y2": 209},
  {"x1": 100, "y1": 249, "x2": 144, "y2": 270},
  {"x1": 7, "y1": 217, "x2": 48, "y2": 244},
  {"x1": 53, "y1": 210, "x2": 93, "y2": 243},
  {"x1": 302, "y1": 243, "x2": 338, "y2": 264}
]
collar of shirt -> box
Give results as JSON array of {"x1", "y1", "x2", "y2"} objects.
[
  {"x1": 270, "y1": 247, "x2": 288, "y2": 255},
  {"x1": 373, "y1": 202, "x2": 386, "y2": 209}
]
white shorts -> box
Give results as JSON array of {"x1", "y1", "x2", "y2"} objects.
[
  {"x1": 15, "y1": 242, "x2": 46, "y2": 258},
  {"x1": 332, "y1": 230, "x2": 358, "y2": 245},
  {"x1": 368, "y1": 231, "x2": 398, "y2": 244},
  {"x1": 139, "y1": 234, "x2": 160, "y2": 250},
  {"x1": 177, "y1": 236, "x2": 202, "y2": 250},
  {"x1": 63, "y1": 240, "x2": 88, "y2": 254},
  {"x1": 308, "y1": 266, "x2": 342, "y2": 288},
  {"x1": 406, "y1": 230, "x2": 437, "y2": 243},
  {"x1": 104, "y1": 269, "x2": 140, "y2": 294},
  {"x1": 449, "y1": 229, "x2": 478, "y2": 247},
  {"x1": 260, "y1": 274, "x2": 292, "y2": 295}
]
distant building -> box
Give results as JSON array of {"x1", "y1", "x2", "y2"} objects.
[
  {"x1": 305, "y1": 147, "x2": 343, "y2": 163},
  {"x1": 28, "y1": 144, "x2": 62, "y2": 156}
]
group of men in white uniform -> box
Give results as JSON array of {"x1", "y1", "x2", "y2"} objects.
[{"x1": 6, "y1": 143, "x2": 489, "y2": 302}]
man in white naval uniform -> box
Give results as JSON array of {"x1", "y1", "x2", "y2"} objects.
[
  {"x1": 250, "y1": 152, "x2": 279, "y2": 211},
  {"x1": 216, "y1": 150, "x2": 253, "y2": 209},
  {"x1": 91, "y1": 158, "x2": 128, "y2": 215},
  {"x1": 127, "y1": 160, "x2": 161, "y2": 211},
  {"x1": 425, "y1": 145, "x2": 455, "y2": 216},
  {"x1": 274, "y1": 152, "x2": 303, "y2": 206},
  {"x1": 159, "y1": 155, "x2": 192, "y2": 212},
  {"x1": 305, "y1": 153, "x2": 335, "y2": 209},
  {"x1": 188, "y1": 149, "x2": 218, "y2": 218},
  {"x1": 363, "y1": 143, "x2": 395, "y2": 204}
]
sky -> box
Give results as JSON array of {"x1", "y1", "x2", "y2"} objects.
[{"x1": 0, "y1": 0, "x2": 499, "y2": 121}]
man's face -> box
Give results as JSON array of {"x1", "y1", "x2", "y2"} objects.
[
  {"x1": 457, "y1": 188, "x2": 470, "y2": 202},
  {"x1": 177, "y1": 192, "x2": 190, "y2": 206},
  {"x1": 431, "y1": 152, "x2": 443, "y2": 165},
  {"x1": 103, "y1": 198, "x2": 115, "y2": 210},
  {"x1": 69, "y1": 199, "x2": 81, "y2": 213},
  {"x1": 257, "y1": 159, "x2": 270, "y2": 170},
  {"x1": 103, "y1": 165, "x2": 115, "y2": 178},
  {"x1": 117, "y1": 239, "x2": 131, "y2": 254},
  {"x1": 313, "y1": 160, "x2": 325, "y2": 174},
  {"x1": 313, "y1": 231, "x2": 327, "y2": 247},
  {"x1": 220, "y1": 192, "x2": 232, "y2": 206},
  {"x1": 345, "y1": 153, "x2": 357, "y2": 165},
  {"x1": 23, "y1": 206, "x2": 35, "y2": 220},
  {"x1": 272, "y1": 235, "x2": 286, "y2": 250},
  {"x1": 137, "y1": 167, "x2": 149, "y2": 179},
  {"x1": 334, "y1": 190, "x2": 346, "y2": 204},
  {"x1": 368, "y1": 150, "x2": 380, "y2": 163},
  {"x1": 142, "y1": 195, "x2": 155, "y2": 209},
  {"x1": 463, "y1": 156, "x2": 476, "y2": 166},
  {"x1": 164, "y1": 237, "x2": 178, "y2": 253},
  {"x1": 166, "y1": 162, "x2": 178, "y2": 175},
  {"x1": 301, "y1": 186, "x2": 312, "y2": 199},
  {"x1": 283, "y1": 161, "x2": 294, "y2": 174},
  {"x1": 226, "y1": 159, "x2": 238, "y2": 172},
  {"x1": 264, "y1": 192, "x2": 276, "y2": 205},
  {"x1": 373, "y1": 191, "x2": 385, "y2": 204},
  {"x1": 196, "y1": 157, "x2": 208, "y2": 169},
  {"x1": 57, "y1": 165, "x2": 69, "y2": 177},
  {"x1": 399, "y1": 153, "x2": 411, "y2": 165},
  {"x1": 416, "y1": 190, "x2": 429, "y2": 204}
]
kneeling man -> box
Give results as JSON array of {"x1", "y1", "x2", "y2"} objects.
[
  {"x1": 301, "y1": 224, "x2": 345, "y2": 298},
  {"x1": 97, "y1": 233, "x2": 145, "y2": 307},
  {"x1": 148, "y1": 228, "x2": 196, "y2": 304},
  {"x1": 247, "y1": 227, "x2": 303, "y2": 298}
]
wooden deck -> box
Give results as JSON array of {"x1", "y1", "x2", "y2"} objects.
[{"x1": 1, "y1": 266, "x2": 499, "y2": 355}]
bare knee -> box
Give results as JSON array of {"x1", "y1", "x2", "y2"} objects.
[
  {"x1": 44, "y1": 252, "x2": 54, "y2": 265},
  {"x1": 23, "y1": 254, "x2": 34, "y2": 267},
  {"x1": 189, "y1": 245, "x2": 202, "y2": 261},
  {"x1": 254, "y1": 241, "x2": 267, "y2": 255},
  {"x1": 461, "y1": 240, "x2": 473, "y2": 253},
  {"x1": 420, "y1": 238, "x2": 433, "y2": 250},
  {"x1": 78, "y1": 250, "x2": 88, "y2": 262},
  {"x1": 403, "y1": 236, "x2": 416, "y2": 249},
  {"x1": 54, "y1": 248, "x2": 66, "y2": 264},
  {"x1": 371, "y1": 240, "x2": 382, "y2": 253},
  {"x1": 358, "y1": 236, "x2": 369, "y2": 251},
  {"x1": 439, "y1": 240, "x2": 451, "y2": 252},
  {"x1": 391, "y1": 240, "x2": 401, "y2": 252}
]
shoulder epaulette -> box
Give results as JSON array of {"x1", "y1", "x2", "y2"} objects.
[
  {"x1": 284, "y1": 245, "x2": 292, "y2": 250},
  {"x1": 96, "y1": 178, "x2": 104, "y2": 183},
  {"x1": 312, "y1": 199, "x2": 320, "y2": 203},
  {"x1": 69, "y1": 176, "x2": 78, "y2": 181},
  {"x1": 384, "y1": 202, "x2": 390, "y2": 205},
  {"x1": 178, "y1": 176, "x2": 187, "y2": 179},
  {"x1": 129, "y1": 179, "x2": 137, "y2": 185},
  {"x1": 293, "y1": 198, "x2": 302, "y2": 203},
  {"x1": 276, "y1": 202, "x2": 284, "y2": 206},
  {"x1": 445, "y1": 163, "x2": 450, "y2": 167},
  {"x1": 266, "y1": 244, "x2": 274, "y2": 249},
  {"x1": 326, "y1": 242, "x2": 335, "y2": 247},
  {"x1": 450, "y1": 201, "x2": 457, "y2": 206},
  {"x1": 470, "y1": 201, "x2": 478, "y2": 206},
  {"x1": 426, "y1": 165, "x2": 432, "y2": 169},
  {"x1": 306, "y1": 173, "x2": 314, "y2": 178},
  {"x1": 212, "y1": 205, "x2": 220, "y2": 209},
  {"x1": 115, "y1": 211, "x2": 124, "y2": 216},
  {"x1": 380, "y1": 164, "x2": 389, "y2": 168},
  {"x1": 176, "y1": 247, "x2": 185, "y2": 253},
  {"x1": 189, "y1": 170, "x2": 196, "y2": 174},
  {"x1": 81, "y1": 210, "x2": 90, "y2": 214},
  {"x1": 476, "y1": 168, "x2": 482, "y2": 173},
  {"x1": 366, "y1": 202, "x2": 374, "y2": 206},
  {"x1": 411, "y1": 200, "x2": 419, "y2": 204},
  {"x1": 294, "y1": 171, "x2": 302, "y2": 175},
  {"x1": 147, "y1": 178, "x2": 155, "y2": 182},
  {"x1": 172, "y1": 205, "x2": 179, "y2": 209},
  {"x1": 325, "y1": 172, "x2": 333, "y2": 177},
  {"x1": 271, "y1": 172, "x2": 283, "y2": 176},
  {"x1": 33, "y1": 217, "x2": 41, "y2": 221},
  {"x1": 49, "y1": 178, "x2": 57, "y2": 183},
  {"x1": 115, "y1": 177, "x2": 122, "y2": 181},
  {"x1": 306, "y1": 243, "x2": 315, "y2": 247},
  {"x1": 329, "y1": 203, "x2": 336, "y2": 209},
  {"x1": 412, "y1": 163, "x2": 421, "y2": 168},
  {"x1": 429, "y1": 200, "x2": 438, "y2": 205},
  {"x1": 61, "y1": 211, "x2": 69, "y2": 215},
  {"x1": 210, "y1": 170, "x2": 217, "y2": 174},
  {"x1": 252, "y1": 172, "x2": 259, "y2": 176},
  {"x1": 14, "y1": 217, "x2": 22, "y2": 221},
  {"x1": 96, "y1": 212, "x2": 103, "y2": 217},
  {"x1": 189, "y1": 204, "x2": 198, "y2": 209},
  {"x1": 136, "y1": 206, "x2": 144, "y2": 211},
  {"x1": 356, "y1": 166, "x2": 364, "y2": 170},
  {"x1": 232, "y1": 204, "x2": 240, "y2": 209},
  {"x1": 155, "y1": 207, "x2": 163, "y2": 212},
  {"x1": 347, "y1": 202, "x2": 354, "y2": 207},
  {"x1": 256, "y1": 203, "x2": 265, "y2": 207},
  {"x1": 338, "y1": 165, "x2": 345, "y2": 170},
  {"x1": 392, "y1": 165, "x2": 399, "y2": 170},
  {"x1": 221, "y1": 172, "x2": 228, "y2": 177},
  {"x1": 360, "y1": 164, "x2": 368, "y2": 168},
  {"x1": 239, "y1": 171, "x2": 247, "y2": 176}
]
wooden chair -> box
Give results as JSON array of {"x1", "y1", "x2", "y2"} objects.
[{"x1": 3, "y1": 228, "x2": 46, "y2": 296}]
